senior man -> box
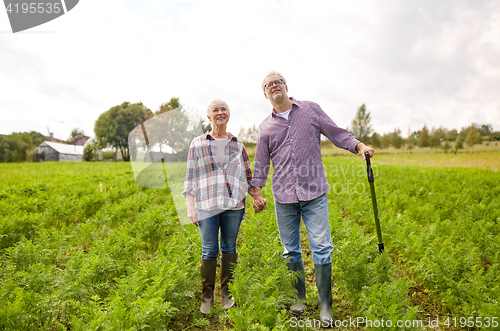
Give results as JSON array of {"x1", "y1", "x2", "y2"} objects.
[{"x1": 252, "y1": 71, "x2": 374, "y2": 325}]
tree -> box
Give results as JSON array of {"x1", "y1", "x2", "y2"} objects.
[
  {"x1": 0, "y1": 135, "x2": 4, "y2": 162},
  {"x1": 350, "y1": 104, "x2": 373, "y2": 144},
  {"x1": 95, "y1": 102, "x2": 152, "y2": 161},
  {"x1": 464, "y1": 127, "x2": 479, "y2": 153},
  {"x1": 418, "y1": 125, "x2": 430, "y2": 147},
  {"x1": 156, "y1": 97, "x2": 181, "y2": 116},
  {"x1": 405, "y1": 128, "x2": 414, "y2": 153},
  {"x1": 443, "y1": 141, "x2": 451, "y2": 154},
  {"x1": 446, "y1": 129, "x2": 458, "y2": 141},
  {"x1": 370, "y1": 132, "x2": 381, "y2": 148},
  {"x1": 431, "y1": 126, "x2": 448, "y2": 141},
  {"x1": 238, "y1": 125, "x2": 258, "y2": 144},
  {"x1": 380, "y1": 133, "x2": 392, "y2": 149},
  {"x1": 430, "y1": 133, "x2": 441, "y2": 149},
  {"x1": 67, "y1": 127, "x2": 85, "y2": 143},
  {"x1": 391, "y1": 128, "x2": 404, "y2": 149},
  {"x1": 83, "y1": 144, "x2": 94, "y2": 161},
  {"x1": 127, "y1": 98, "x2": 207, "y2": 162},
  {"x1": 455, "y1": 134, "x2": 464, "y2": 149}
]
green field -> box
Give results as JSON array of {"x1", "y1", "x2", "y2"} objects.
[{"x1": 1, "y1": 158, "x2": 499, "y2": 330}]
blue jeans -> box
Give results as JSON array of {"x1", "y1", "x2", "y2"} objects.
[
  {"x1": 274, "y1": 193, "x2": 333, "y2": 265},
  {"x1": 198, "y1": 209, "x2": 245, "y2": 260}
]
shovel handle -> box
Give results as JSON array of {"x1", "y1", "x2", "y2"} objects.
[{"x1": 365, "y1": 152, "x2": 374, "y2": 183}]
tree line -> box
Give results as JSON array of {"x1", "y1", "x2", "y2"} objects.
[
  {"x1": 1, "y1": 101, "x2": 499, "y2": 163},
  {"x1": 347, "y1": 104, "x2": 499, "y2": 153}
]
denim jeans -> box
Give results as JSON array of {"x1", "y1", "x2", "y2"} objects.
[
  {"x1": 274, "y1": 193, "x2": 333, "y2": 265},
  {"x1": 198, "y1": 209, "x2": 245, "y2": 260}
]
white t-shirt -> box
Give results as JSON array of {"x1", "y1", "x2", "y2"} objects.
[
  {"x1": 212, "y1": 137, "x2": 229, "y2": 164},
  {"x1": 276, "y1": 108, "x2": 292, "y2": 120}
]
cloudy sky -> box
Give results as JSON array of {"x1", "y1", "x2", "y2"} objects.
[{"x1": 1, "y1": 0, "x2": 499, "y2": 141}]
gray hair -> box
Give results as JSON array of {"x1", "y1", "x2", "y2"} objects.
[
  {"x1": 207, "y1": 98, "x2": 230, "y2": 115},
  {"x1": 262, "y1": 70, "x2": 287, "y2": 91}
]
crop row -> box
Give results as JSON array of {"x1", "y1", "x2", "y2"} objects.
[
  {"x1": 326, "y1": 157, "x2": 500, "y2": 319},
  {"x1": 1, "y1": 158, "x2": 498, "y2": 330}
]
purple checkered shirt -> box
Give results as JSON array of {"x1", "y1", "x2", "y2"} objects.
[
  {"x1": 183, "y1": 132, "x2": 253, "y2": 211},
  {"x1": 253, "y1": 98, "x2": 360, "y2": 204}
]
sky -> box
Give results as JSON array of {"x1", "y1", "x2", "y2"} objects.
[{"x1": 1, "y1": 0, "x2": 499, "y2": 141}]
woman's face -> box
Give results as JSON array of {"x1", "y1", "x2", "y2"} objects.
[{"x1": 207, "y1": 101, "x2": 230, "y2": 126}]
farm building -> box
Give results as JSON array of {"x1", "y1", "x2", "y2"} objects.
[{"x1": 36, "y1": 141, "x2": 84, "y2": 162}]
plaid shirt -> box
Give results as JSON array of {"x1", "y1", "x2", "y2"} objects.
[{"x1": 183, "y1": 132, "x2": 253, "y2": 211}]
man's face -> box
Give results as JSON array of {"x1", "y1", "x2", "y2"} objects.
[{"x1": 263, "y1": 75, "x2": 288, "y2": 103}]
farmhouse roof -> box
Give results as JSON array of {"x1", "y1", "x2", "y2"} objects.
[{"x1": 39, "y1": 141, "x2": 84, "y2": 155}]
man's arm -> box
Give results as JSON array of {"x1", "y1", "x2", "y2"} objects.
[
  {"x1": 252, "y1": 131, "x2": 271, "y2": 188},
  {"x1": 316, "y1": 104, "x2": 360, "y2": 153},
  {"x1": 252, "y1": 129, "x2": 271, "y2": 213}
]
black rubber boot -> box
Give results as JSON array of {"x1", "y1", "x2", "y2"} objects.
[
  {"x1": 287, "y1": 260, "x2": 306, "y2": 315},
  {"x1": 220, "y1": 253, "x2": 238, "y2": 310},
  {"x1": 200, "y1": 258, "x2": 217, "y2": 315},
  {"x1": 315, "y1": 263, "x2": 333, "y2": 327}
]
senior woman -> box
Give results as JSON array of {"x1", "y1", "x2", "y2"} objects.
[{"x1": 183, "y1": 99, "x2": 266, "y2": 315}]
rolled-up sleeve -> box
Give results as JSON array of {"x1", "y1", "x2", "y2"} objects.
[
  {"x1": 183, "y1": 140, "x2": 198, "y2": 197},
  {"x1": 241, "y1": 147, "x2": 253, "y2": 191},
  {"x1": 253, "y1": 128, "x2": 271, "y2": 187}
]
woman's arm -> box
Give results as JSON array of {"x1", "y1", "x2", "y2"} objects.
[{"x1": 185, "y1": 193, "x2": 199, "y2": 227}]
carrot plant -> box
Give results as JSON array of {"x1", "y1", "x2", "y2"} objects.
[{"x1": 1, "y1": 157, "x2": 499, "y2": 330}]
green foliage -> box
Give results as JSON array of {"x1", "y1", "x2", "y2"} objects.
[
  {"x1": 391, "y1": 128, "x2": 404, "y2": 149},
  {"x1": 455, "y1": 134, "x2": 464, "y2": 149},
  {"x1": 350, "y1": 104, "x2": 373, "y2": 144},
  {"x1": 94, "y1": 102, "x2": 152, "y2": 161},
  {"x1": 406, "y1": 135, "x2": 414, "y2": 152},
  {"x1": 380, "y1": 133, "x2": 392, "y2": 149},
  {"x1": 371, "y1": 132, "x2": 382, "y2": 149},
  {"x1": 430, "y1": 134, "x2": 441, "y2": 149},
  {"x1": 156, "y1": 97, "x2": 181, "y2": 115},
  {"x1": 238, "y1": 124, "x2": 259, "y2": 144},
  {"x1": 464, "y1": 127, "x2": 482, "y2": 150},
  {"x1": 82, "y1": 145, "x2": 94, "y2": 161},
  {"x1": 67, "y1": 128, "x2": 85, "y2": 144},
  {"x1": 443, "y1": 141, "x2": 451, "y2": 153},
  {"x1": 0, "y1": 131, "x2": 46, "y2": 163},
  {"x1": 418, "y1": 125, "x2": 430, "y2": 147},
  {"x1": 1, "y1": 158, "x2": 499, "y2": 329},
  {"x1": 227, "y1": 206, "x2": 296, "y2": 330}
]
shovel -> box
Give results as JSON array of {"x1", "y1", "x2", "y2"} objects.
[{"x1": 365, "y1": 152, "x2": 384, "y2": 254}]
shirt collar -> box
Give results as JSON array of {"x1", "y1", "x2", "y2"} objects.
[
  {"x1": 204, "y1": 131, "x2": 237, "y2": 141},
  {"x1": 271, "y1": 97, "x2": 300, "y2": 117}
]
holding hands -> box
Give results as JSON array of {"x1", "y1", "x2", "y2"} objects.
[{"x1": 249, "y1": 186, "x2": 266, "y2": 213}]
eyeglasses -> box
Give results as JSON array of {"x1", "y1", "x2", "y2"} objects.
[{"x1": 264, "y1": 79, "x2": 284, "y2": 90}]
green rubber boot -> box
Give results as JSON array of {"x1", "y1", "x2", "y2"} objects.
[
  {"x1": 287, "y1": 260, "x2": 306, "y2": 315},
  {"x1": 315, "y1": 263, "x2": 333, "y2": 327}
]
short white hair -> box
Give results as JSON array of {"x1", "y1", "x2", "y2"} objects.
[
  {"x1": 207, "y1": 98, "x2": 230, "y2": 115},
  {"x1": 262, "y1": 70, "x2": 287, "y2": 91}
]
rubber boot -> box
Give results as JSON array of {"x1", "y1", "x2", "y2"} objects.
[
  {"x1": 200, "y1": 258, "x2": 217, "y2": 315},
  {"x1": 220, "y1": 253, "x2": 238, "y2": 310},
  {"x1": 287, "y1": 260, "x2": 306, "y2": 315},
  {"x1": 315, "y1": 263, "x2": 333, "y2": 327}
]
